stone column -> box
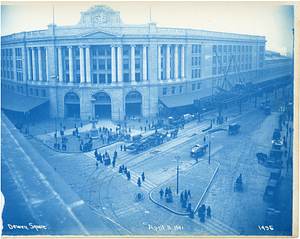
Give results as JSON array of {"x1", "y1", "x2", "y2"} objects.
[
  {"x1": 143, "y1": 45, "x2": 147, "y2": 81},
  {"x1": 27, "y1": 48, "x2": 32, "y2": 81},
  {"x1": 117, "y1": 45, "x2": 123, "y2": 82},
  {"x1": 111, "y1": 45, "x2": 116, "y2": 82},
  {"x1": 68, "y1": 46, "x2": 74, "y2": 83},
  {"x1": 158, "y1": 45, "x2": 161, "y2": 80},
  {"x1": 85, "y1": 46, "x2": 91, "y2": 83},
  {"x1": 166, "y1": 44, "x2": 171, "y2": 80},
  {"x1": 22, "y1": 47, "x2": 27, "y2": 83},
  {"x1": 32, "y1": 47, "x2": 37, "y2": 81},
  {"x1": 130, "y1": 45, "x2": 135, "y2": 82},
  {"x1": 79, "y1": 46, "x2": 85, "y2": 83},
  {"x1": 58, "y1": 47, "x2": 63, "y2": 82},
  {"x1": 12, "y1": 48, "x2": 17, "y2": 81},
  {"x1": 44, "y1": 47, "x2": 49, "y2": 82},
  {"x1": 174, "y1": 45, "x2": 179, "y2": 79},
  {"x1": 38, "y1": 47, "x2": 43, "y2": 81},
  {"x1": 181, "y1": 45, "x2": 185, "y2": 78}
]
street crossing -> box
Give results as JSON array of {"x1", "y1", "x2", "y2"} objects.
[{"x1": 191, "y1": 216, "x2": 240, "y2": 235}]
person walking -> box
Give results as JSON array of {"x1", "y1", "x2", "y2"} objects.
[
  {"x1": 188, "y1": 190, "x2": 191, "y2": 199},
  {"x1": 137, "y1": 177, "x2": 141, "y2": 187},
  {"x1": 207, "y1": 206, "x2": 211, "y2": 218},
  {"x1": 96, "y1": 161, "x2": 99, "y2": 169},
  {"x1": 142, "y1": 172, "x2": 145, "y2": 181},
  {"x1": 120, "y1": 144, "x2": 123, "y2": 151},
  {"x1": 159, "y1": 189, "x2": 164, "y2": 199},
  {"x1": 127, "y1": 171, "x2": 131, "y2": 180},
  {"x1": 124, "y1": 145, "x2": 127, "y2": 151}
]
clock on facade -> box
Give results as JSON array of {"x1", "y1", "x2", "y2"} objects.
[{"x1": 95, "y1": 12, "x2": 106, "y2": 22}]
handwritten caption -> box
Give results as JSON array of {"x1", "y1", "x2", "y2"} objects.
[
  {"x1": 8, "y1": 223, "x2": 47, "y2": 231},
  {"x1": 258, "y1": 225, "x2": 274, "y2": 231},
  {"x1": 143, "y1": 222, "x2": 184, "y2": 232}
]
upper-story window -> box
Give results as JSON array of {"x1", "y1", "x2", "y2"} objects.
[
  {"x1": 15, "y1": 48, "x2": 22, "y2": 58},
  {"x1": 163, "y1": 87, "x2": 167, "y2": 95}
]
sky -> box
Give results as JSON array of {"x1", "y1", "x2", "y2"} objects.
[{"x1": 1, "y1": 1, "x2": 295, "y2": 56}]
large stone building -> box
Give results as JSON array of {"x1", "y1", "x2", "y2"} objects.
[{"x1": 1, "y1": 5, "x2": 293, "y2": 121}]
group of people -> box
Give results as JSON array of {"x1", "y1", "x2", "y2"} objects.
[
  {"x1": 159, "y1": 187, "x2": 173, "y2": 203},
  {"x1": 95, "y1": 149, "x2": 117, "y2": 167},
  {"x1": 198, "y1": 204, "x2": 211, "y2": 222}
]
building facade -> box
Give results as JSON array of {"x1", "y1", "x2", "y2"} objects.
[{"x1": 1, "y1": 5, "x2": 293, "y2": 121}]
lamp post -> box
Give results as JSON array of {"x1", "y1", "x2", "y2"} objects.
[
  {"x1": 174, "y1": 155, "x2": 182, "y2": 195},
  {"x1": 90, "y1": 95, "x2": 99, "y2": 139}
]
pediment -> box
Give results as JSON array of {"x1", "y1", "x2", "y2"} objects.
[{"x1": 81, "y1": 29, "x2": 120, "y2": 38}]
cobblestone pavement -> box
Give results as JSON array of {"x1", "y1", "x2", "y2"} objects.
[{"x1": 17, "y1": 89, "x2": 294, "y2": 236}]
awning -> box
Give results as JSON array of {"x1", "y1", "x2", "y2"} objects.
[
  {"x1": 1, "y1": 90, "x2": 49, "y2": 112},
  {"x1": 159, "y1": 87, "x2": 219, "y2": 108}
]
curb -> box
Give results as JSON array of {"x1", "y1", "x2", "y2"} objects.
[{"x1": 149, "y1": 161, "x2": 220, "y2": 216}]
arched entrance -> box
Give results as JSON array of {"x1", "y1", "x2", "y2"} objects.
[
  {"x1": 64, "y1": 92, "x2": 80, "y2": 118},
  {"x1": 94, "y1": 92, "x2": 111, "y2": 119},
  {"x1": 125, "y1": 91, "x2": 142, "y2": 117}
]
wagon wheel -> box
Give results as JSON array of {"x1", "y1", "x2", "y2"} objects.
[{"x1": 135, "y1": 192, "x2": 144, "y2": 201}]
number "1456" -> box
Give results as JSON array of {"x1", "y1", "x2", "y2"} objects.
[{"x1": 258, "y1": 225, "x2": 274, "y2": 231}]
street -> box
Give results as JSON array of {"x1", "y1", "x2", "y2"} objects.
[{"x1": 19, "y1": 91, "x2": 293, "y2": 236}]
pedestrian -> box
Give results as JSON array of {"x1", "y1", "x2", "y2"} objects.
[
  {"x1": 140, "y1": 126, "x2": 143, "y2": 132},
  {"x1": 225, "y1": 116, "x2": 227, "y2": 122},
  {"x1": 207, "y1": 206, "x2": 211, "y2": 218},
  {"x1": 112, "y1": 159, "x2": 116, "y2": 168},
  {"x1": 124, "y1": 166, "x2": 127, "y2": 174},
  {"x1": 94, "y1": 149, "x2": 98, "y2": 158},
  {"x1": 180, "y1": 191, "x2": 184, "y2": 202},
  {"x1": 159, "y1": 189, "x2": 164, "y2": 199},
  {"x1": 96, "y1": 161, "x2": 98, "y2": 169},
  {"x1": 188, "y1": 190, "x2": 191, "y2": 199},
  {"x1": 142, "y1": 172, "x2": 145, "y2": 181},
  {"x1": 203, "y1": 136, "x2": 206, "y2": 143},
  {"x1": 114, "y1": 150, "x2": 118, "y2": 158},
  {"x1": 120, "y1": 144, "x2": 123, "y2": 151},
  {"x1": 137, "y1": 177, "x2": 141, "y2": 187},
  {"x1": 184, "y1": 190, "x2": 188, "y2": 201},
  {"x1": 127, "y1": 171, "x2": 131, "y2": 180},
  {"x1": 80, "y1": 144, "x2": 83, "y2": 151},
  {"x1": 81, "y1": 122, "x2": 83, "y2": 128},
  {"x1": 63, "y1": 125, "x2": 66, "y2": 131},
  {"x1": 213, "y1": 118, "x2": 215, "y2": 124},
  {"x1": 182, "y1": 199, "x2": 187, "y2": 208},
  {"x1": 144, "y1": 126, "x2": 146, "y2": 132},
  {"x1": 186, "y1": 203, "x2": 192, "y2": 212},
  {"x1": 124, "y1": 145, "x2": 127, "y2": 151},
  {"x1": 119, "y1": 166, "x2": 123, "y2": 173},
  {"x1": 165, "y1": 187, "x2": 169, "y2": 197}
]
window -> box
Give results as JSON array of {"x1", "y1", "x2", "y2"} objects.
[
  {"x1": 107, "y1": 74, "x2": 112, "y2": 83},
  {"x1": 249, "y1": 55, "x2": 252, "y2": 62},
  {"x1": 237, "y1": 55, "x2": 240, "y2": 62},
  {"x1": 212, "y1": 67, "x2": 217, "y2": 76},
  {"x1": 198, "y1": 45, "x2": 202, "y2": 53},
  {"x1": 92, "y1": 59, "x2": 97, "y2": 70},
  {"x1": 223, "y1": 56, "x2": 227, "y2": 63},
  {"x1": 93, "y1": 74, "x2": 97, "y2": 84},
  {"x1": 99, "y1": 74, "x2": 106, "y2": 83},
  {"x1": 11, "y1": 71, "x2": 14, "y2": 79},
  {"x1": 172, "y1": 87, "x2": 175, "y2": 94},
  {"x1": 16, "y1": 60, "x2": 22, "y2": 70},
  {"x1": 135, "y1": 46, "x2": 140, "y2": 55},
  {"x1": 17, "y1": 86, "x2": 20, "y2": 92},
  {"x1": 218, "y1": 45, "x2": 222, "y2": 53},
  {"x1": 241, "y1": 55, "x2": 244, "y2": 62},
  {"x1": 123, "y1": 73, "x2": 130, "y2": 82},
  {"x1": 76, "y1": 60, "x2": 80, "y2": 71},
  {"x1": 107, "y1": 60, "x2": 111, "y2": 70},
  {"x1": 123, "y1": 59, "x2": 129, "y2": 69},
  {"x1": 135, "y1": 73, "x2": 140, "y2": 82},
  {"x1": 179, "y1": 86, "x2": 183, "y2": 93},
  {"x1": 194, "y1": 69, "x2": 198, "y2": 78},
  {"x1": 35, "y1": 89, "x2": 39, "y2": 96},
  {"x1": 228, "y1": 45, "x2": 232, "y2": 53},
  {"x1": 42, "y1": 90, "x2": 46, "y2": 97},
  {"x1": 15, "y1": 48, "x2": 22, "y2": 58},
  {"x1": 65, "y1": 60, "x2": 69, "y2": 71},
  {"x1": 75, "y1": 48, "x2": 80, "y2": 56},
  {"x1": 76, "y1": 74, "x2": 80, "y2": 83},
  {"x1": 11, "y1": 86, "x2": 14, "y2": 91},
  {"x1": 30, "y1": 88, "x2": 33, "y2": 95},
  {"x1": 198, "y1": 69, "x2": 201, "y2": 78},
  {"x1": 213, "y1": 56, "x2": 217, "y2": 65},
  {"x1": 195, "y1": 45, "x2": 198, "y2": 53},
  {"x1": 246, "y1": 46, "x2": 248, "y2": 52},
  {"x1": 198, "y1": 57, "x2": 201, "y2": 65},
  {"x1": 20, "y1": 87, "x2": 23, "y2": 94},
  {"x1": 98, "y1": 48, "x2": 105, "y2": 55},
  {"x1": 65, "y1": 48, "x2": 69, "y2": 56},
  {"x1": 191, "y1": 70, "x2": 194, "y2": 79},
  {"x1": 192, "y1": 57, "x2": 194, "y2": 66},
  {"x1": 192, "y1": 84, "x2": 196, "y2": 91},
  {"x1": 92, "y1": 48, "x2": 97, "y2": 56},
  {"x1": 249, "y1": 46, "x2": 252, "y2": 52},
  {"x1": 195, "y1": 57, "x2": 198, "y2": 66},
  {"x1": 245, "y1": 64, "x2": 248, "y2": 70},
  {"x1": 242, "y1": 46, "x2": 244, "y2": 52},
  {"x1": 98, "y1": 59, "x2": 105, "y2": 70},
  {"x1": 197, "y1": 82, "x2": 201, "y2": 90},
  {"x1": 233, "y1": 45, "x2": 236, "y2": 53},
  {"x1": 218, "y1": 66, "x2": 222, "y2": 75},
  {"x1": 65, "y1": 74, "x2": 69, "y2": 83},
  {"x1": 259, "y1": 54, "x2": 264, "y2": 61},
  {"x1": 163, "y1": 87, "x2": 167, "y2": 95},
  {"x1": 238, "y1": 46, "x2": 241, "y2": 52},
  {"x1": 213, "y1": 45, "x2": 217, "y2": 53},
  {"x1": 223, "y1": 45, "x2": 227, "y2": 53},
  {"x1": 123, "y1": 47, "x2": 129, "y2": 55},
  {"x1": 135, "y1": 58, "x2": 140, "y2": 69}
]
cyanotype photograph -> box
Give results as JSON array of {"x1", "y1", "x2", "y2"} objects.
[{"x1": 1, "y1": 1, "x2": 298, "y2": 238}]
